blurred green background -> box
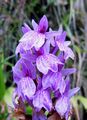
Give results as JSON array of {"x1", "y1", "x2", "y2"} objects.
[{"x1": 0, "y1": 0, "x2": 87, "y2": 120}]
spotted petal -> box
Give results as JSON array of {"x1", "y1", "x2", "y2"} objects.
[
  {"x1": 36, "y1": 54, "x2": 62, "y2": 74},
  {"x1": 18, "y1": 77, "x2": 36, "y2": 99},
  {"x1": 55, "y1": 96, "x2": 69, "y2": 117},
  {"x1": 19, "y1": 31, "x2": 45, "y2": 51},
  {"x1": 33, "y1": 89, "x2": 52, "y2": 111}
]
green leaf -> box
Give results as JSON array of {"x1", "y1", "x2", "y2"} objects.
[
  {"x1": 0, "y1": 65, "x2": 5, "y2": 101},
  {"x1": 4, "y1": 87, "x2": 14, "y2": 108},
  {"x1": 77, "y1": 96, "x2": 87, "y2": 110}
]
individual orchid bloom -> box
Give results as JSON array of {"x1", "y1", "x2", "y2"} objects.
[
  {"x1": 18, "y1": 77, "x2": 36, "y2": 100},
  {"x1": 48, "y1": 25, "x2": 74, "y2": 60},
  {"x1": 33, "y1": 89, "x2": 52, "y2": 111},
  {"x1": 47, "y1": 25, "x2": 63, "y2": 47},
  {"x1": 56, "y1": 34, "x2": 74, "y2": 60},
  {"x1": 36, "y1": 53, "x2": 63, "y2": 74},
  {"x1": 12, "y1": 58, "x2": 36, "y2": 83},
  {"x1": 55, "y1": 79, "x2": 80, "y2": 120},
  {"x1": 42, "y1": 71, "x2": 66, "y2": 93},
  {"x1": 16, "y1": 15, "x2": 48, "y2": 52},
  {"x1": 42, "y1": 68, "x2": 76, "y2": 93}
]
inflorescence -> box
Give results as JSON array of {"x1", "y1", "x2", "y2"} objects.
[{"x1": 12, "y1": 15, "x2": 80, "y2": 120}]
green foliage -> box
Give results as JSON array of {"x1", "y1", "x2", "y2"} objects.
[
  {"x1": 4, "y1": 87, "x2": 14, "y2": 108},
  {"x1": 0, "y1": 55, "x2": 6, "y2": 101},
  {"x1": 77, "y1": 96, "x2": 87, "y2": 110}
]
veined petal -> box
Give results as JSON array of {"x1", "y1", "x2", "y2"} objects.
[
  {"x1": 42, "y1": 71, "x2": 62, "y2": 91},
  {"x1": 34, "y1": 33, "x2": 45, "y2": 51},
  {"x1": 19, "y1": 31, "x2": 45, "y2": 51},
  {"x1": 12, "y1": 58, "x2": 36, "y2": 83},
  {"x1": 36, "y1": 54, "x2": 62, "y2": 74},
  {"x1": 59, "y1": 78, "x2": 66, "y2": 94},
  {"x1": 36, "y1": 55, "x2": 49, "y2": 75},
  {"x1": 42, "y1": 72, "x2": 51, "y2": 89},
  {"x1": 33, "y1": 89, "x2": 52, "y2": 111},
  {"x1": 20, "y1": 51, "x2": 36, "y2": 63},
  {"x1": 64, "y1": 47, "x2": 74, "y2": 60},
  {"x1": 38, "y1": 15, "x2": 48, "y2": 33},
  {"x1": 57, "y1": 41, "x2": 67, "y2": 51},
  {"x1": 57, "y1": 41, "x2": 74, "y2": 60},
  {"x1": 18, "y1": 77, "x2": 36, "y2": 99},
  {"x1": 55, "y1": 96, "x2": 69, "y2": 117},
  {"x1": 12, "y1": 59, "x2": 26, "y2": 83}
]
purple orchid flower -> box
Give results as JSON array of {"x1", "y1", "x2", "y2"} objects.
[
  {"x1": 42, "y1": 71, "x2": 65, "y2": 93},
  {"x1": 12, "y1": 15, "x2": 80, "y2": 120},
  {"x1": 55, "y1": 79, "x2": 80, "y2": 120},
  {"x1": 42, "y1": 67, "x2": 76, "y2": 93},
  {"x1": 17, "y1": 77, "x2": 36, "y2": 100},
  {"x1": 36, "y1": 53, "x2": 63, "y2": 74},
  {"x1": 12, "y1": 57, "x2": 36, "y2": 84},
  {"x1": 49, "y1": 25, "x2": 74, "y2": 60},
  {"x1": 33, "y1": 88, "x2": 52, "y2": 112},
  {"x1": 16, "y1": 15, "x2": 48, "y2": 52}
]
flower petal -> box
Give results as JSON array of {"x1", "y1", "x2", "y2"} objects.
[
  {"x1": 55, "y1": 96, "x2": 69, "y2": 117},
  {"x1": 59, "y1": 78, "x2": 66, "y2": 94},
  {"x1": 36, "y1": 54, "x2": 62, "y2": 74},
  {"x1": 32, "y1": 19, "x2": 38, "y2": 31},
  {"x1": 38, "y1": 15, "x2": 48, "y2": 33},
  {"x1": 18, "y1": 77, "x2": 36, "y2": 99},
  {"x1": 64, "y1": 47, "x2": 74, "y2": 60},
  {"x1": 69, "y1": 87, "x2": 80, "y2": 98},
  {"x1": 19, "y1": 31, "x2": 45, "y2": 51},
  {"x1": 42, "y1": 71, "x2": 62, "y2": 91},
  {"x1": 33, "y1": 89, "x2": 52, "y2": 111},
  {"x1": 22, "y1": 23, "x2": 31, "y2": 34},
  {"x1": 12, "y1": 58, "x2": 36, "y2": 83},
  {"x1": 62, "y1": 68, "x2": 76, "y2": 76},
  {"x1": 15, "y1": 42, "x2": 25, "y2": 54}
]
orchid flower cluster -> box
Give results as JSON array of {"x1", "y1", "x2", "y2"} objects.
[{"x1": 12, "y1": 15, "x2": 79, "y2": 120}]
